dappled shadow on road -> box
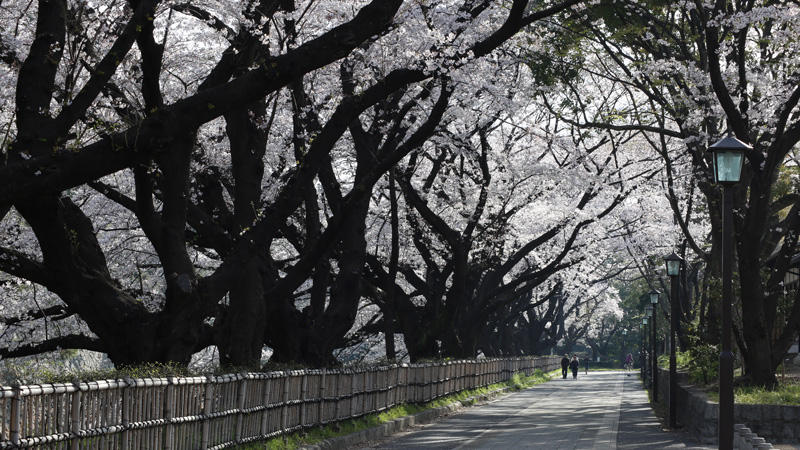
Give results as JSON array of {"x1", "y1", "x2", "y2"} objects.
[
  {"x1": 365, "y1": 372, "x2": 628, "y2": 449},
  {"x1": 360, "y1": 371, "x2": 719, "y2": 449},
  {"x1": 616, "y1": 374, "x2": 713, "y2": 450}
]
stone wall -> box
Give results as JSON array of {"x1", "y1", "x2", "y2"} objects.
[{"x1": 652, "y1": 369, "x2": 800, "y2": 444}]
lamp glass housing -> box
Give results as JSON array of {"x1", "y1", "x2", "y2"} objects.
[
  {"x1": 643, "y1": 317, "x2": 648, "y2": 325},
  {"x1": 645, "y1": 305, "x2": 653, "y2": 317},
  {"x1": 650, "y1": 291, "x2": 659, "y2": 304},
  {"x1": 709, "y1": 135, "x2": 751, "y2": 184},
  {"x1": 713, "y1": 150, "x2": 744, "y2": 183},
  {"x1": 666, "y1": 260, "x2": 680, "y2": 276}
]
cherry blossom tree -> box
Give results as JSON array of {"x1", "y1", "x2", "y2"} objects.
[
  {"x1": 540, "y1": 0, "x2": 800, "y2": 386},
  {"x1": 0, "y1": 0, "x2": 589, "y2": 368}
]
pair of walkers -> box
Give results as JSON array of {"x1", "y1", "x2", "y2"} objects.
[{"x1": 560, "y1": 354, "x2": 580, "y2": 379}]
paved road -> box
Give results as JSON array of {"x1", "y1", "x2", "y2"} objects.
[{"x1": 359, "y1": 371, "x2": 714, "y2": 449}]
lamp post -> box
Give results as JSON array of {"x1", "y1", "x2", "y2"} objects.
[
  {"x1": 710, "y1": 134, "x2": 750, "y2": 449},
  {"x1": 645, "y1": 305, "x2": 653, "y2": 390},
  {"x1": 649, "y1": 291, "x2": 660, "y2": 402},
  {"x1": 664, "y1": 252, "x2": 684, "y2": 429},
  {"x1": 642, "y1": 316, "x2": 649, "y2": 385},
  {"x1": 640, "y1": 322, "x2": 645, "y2": 379},
  {"x1": 622, "y1": 329, "x2": 628, "y2": 360}
]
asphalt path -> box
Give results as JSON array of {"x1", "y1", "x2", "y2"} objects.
[{"x1": 359, "y1": 370, "x2": 714, "y2": 449}]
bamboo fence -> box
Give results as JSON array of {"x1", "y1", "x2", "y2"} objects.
[{"x1": 0, "y1": 356, "x2": 559, "y2": 449}]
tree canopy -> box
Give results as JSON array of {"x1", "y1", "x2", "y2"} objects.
[{"x1": 1, "y1": 0, "x2": 799, "y2": 389}]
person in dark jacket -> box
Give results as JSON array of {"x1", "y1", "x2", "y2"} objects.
[
  {"x1": 561, "y1": 355, "x2": 570, "y2": 379},
  {"x1": 584, "y1": 356, "x2": 589, "y2": 374},
  {"x1": 570, "y1": 355, "x2": 580, "y2": 379}
]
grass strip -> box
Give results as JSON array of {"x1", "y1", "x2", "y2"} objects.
[
  {"x1": 234, "y1": 369, "x2": 558, "y2": 449},
  {"x1": 706, "y1": 381, "x2": 800, "y2": 405}
]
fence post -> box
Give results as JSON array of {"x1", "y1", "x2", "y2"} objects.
[
  {"x1": 333, "y1": 371, "x2": 341, "y2": 421},
  {"x1": 361, "y1": 370, "x2": 368, "y2": 415},
  {"x1": 200, "y1": 374, "x2": 214, "y2": 450},
  {"x1": 164, "y1": 376, "x2": 175, "y2": 450},
  {"x1": 382, "y1": 367, "x2": 388, "y2": 411},
  {"x1": 461, "y1": 361, "x2": 465, "y2": 391},
  {"x1": 422, "y1": 365, "x2": 427, "y2": 402},
  {"x1": 318, "y1": 371, "x2": 326, "y2": 424},
  {"x1": 435, "y1": 364, "x2": 440, "y2": 398},
  {"x1": 436, "y1": 364, "x2": 442, "y2": 399},
  {"x1": 450, "y1": 362, "x2": 454, "y2": 394},
  {"x1": 9, "y1": 380, "x2": 20, "y2": 447},
  {"x1": 416, "y1": 365, "x2": 422, "y2": 403},
  {"x1": 348, "y1": 370, "x2": 355, "y2": 418},
  {"x1": 418, "y1": 364, "x2": 423, "y2": 403},
  {"x1": 236, "y1": 374, "x2": 247, "y2": 443},
  {"x1": 121, "y1": 378, "x2": 132, "y2": 450},
  {"x1": 431, "y1": 365, "x2": 436, "y2": 401},
  {"x1": 260, "y1": 376, "x2": 271, "y2": 438},
  {"x1": 471, "y1": 361, "x2": 476, "y2": 389},
  {"x1": 70, "y1": 380, "x2": 82, "y2": 450},
  {"x1": 386, "y1": 366, "x2": 392, "y2": 410},
  {"x1": 299, "y1": 371, "x2": 308, "y2": 428},
  {"x1": 446, "y1": 362, "x2": 451, "y2": 395},
  {"x1": 281, "y1": 373, "x2": 290, "y2": 433},
  {"x1": 393, "y1": 365, "x2": 399, "y2": 407}
]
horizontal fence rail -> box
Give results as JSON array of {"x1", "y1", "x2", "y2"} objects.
[{"x1": 0, "y1": 356, "x2": 559, "y2": 449}]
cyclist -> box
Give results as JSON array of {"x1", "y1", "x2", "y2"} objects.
[{"x1": 624, "y1": 353, "x2": 634, "y2": 372}]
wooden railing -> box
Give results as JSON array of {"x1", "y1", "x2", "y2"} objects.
[{"x1": 0, "y1": 356, "x2": 559, "y2": 449}]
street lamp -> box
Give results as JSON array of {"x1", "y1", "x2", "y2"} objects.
[
  {"x1": 622, "y1": 329, "x2": 628, "y2": 368},
  {"x1": 642, "y1": 316, "x2": 649, "y2": 385},
  {"x1": 710, "y1": 134, "x2": 750, "y2": 449},
  {"x1": 649, "y1": 291, "x2": 660, "y2": 402},
  {"x1": 645, "y1": 306, "x2": 654, "y2": 391},
  {"x1": 640, "y1": 322, "x2": 645, "y2": 379},
  {"x1": 664, "y1": 251, "x2": 684, "y2": 429}
]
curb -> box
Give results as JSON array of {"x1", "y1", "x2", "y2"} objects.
[{"x1": 303, "y1": 386, "x2": 515, "y2": 449}]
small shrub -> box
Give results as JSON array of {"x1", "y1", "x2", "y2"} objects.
[
  {"x1": 686, "y1": 344, "x2": 718, "y2": 384},
  {"x1": 658, "y1": 345, "x2": 717, "y2": 385}
]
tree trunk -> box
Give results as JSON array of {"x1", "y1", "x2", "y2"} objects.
[
  {"x1": 739, "y1": 260, "x2": 777, "y2": 386},
  {"x1": 214, "y1": 104, "x2": 269, "y2": 368}
]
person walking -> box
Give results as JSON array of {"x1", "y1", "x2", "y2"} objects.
[
  {"x1": 569, "y1": 355, "x2": 579, "y2": 379},
  {"x1": 561, "y1": 354, "x2": 570, "y2": 379},
  {"x1": 584, "y1": 356, "x2": 589, "y2": 374}
]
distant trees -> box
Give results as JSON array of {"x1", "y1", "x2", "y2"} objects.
[
  {"x1": 542, "y1": 0, "x2": 800, "y2": 386},
  {"x1": 357, "y1": 67, "x2": 655, "y2": 360}
]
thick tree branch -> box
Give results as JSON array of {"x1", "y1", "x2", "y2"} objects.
[
  {"x1": 0, "y1": 0, "x2": 405, "y2": 208},
  {"x1": 0, "y1": 305, "x2": 70, "y2": 327}
]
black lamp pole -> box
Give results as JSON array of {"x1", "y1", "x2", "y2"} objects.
[
  {"x1": 710, "y1": 134, "x2": 750, "y2": 450},
  {"x1": 645, "y1": 304, "x2": 654, "y2": 392},
  {"x1": 643, "y1": 316, "x2": 649, "y2": 386},
  {"x1": 622, "y1": 329, "x2": 628, "y2": 365},
  {"x1": 649, "y1": 291, "x2": 660, "y2": 402},
  {"x1": 719, "y1": 183, "x2": 735, "y2": 447},
  {"x1": 640, "y1": 323, "x2": 645, "y2": 379},
  {"x1": 665, "y1": 253, "x2": 683, "y2": 429}
]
